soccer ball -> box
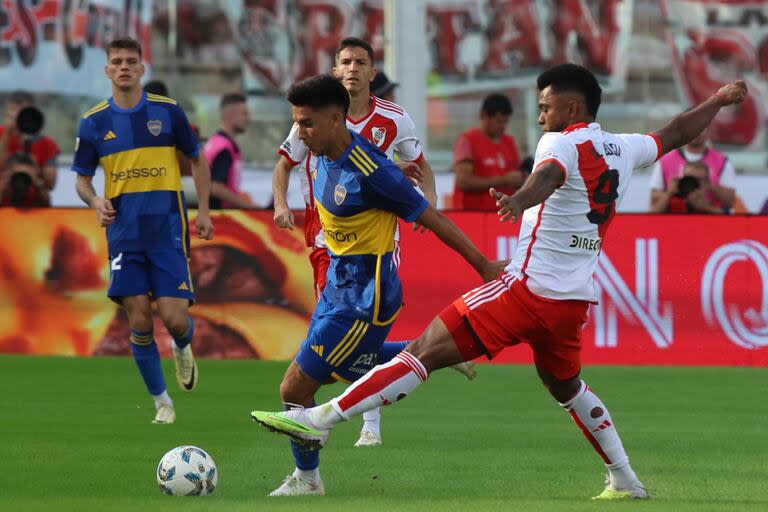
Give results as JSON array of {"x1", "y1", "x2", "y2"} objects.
[{"x1": 156, "y1": 446, "x2": 218, "y2": 496}]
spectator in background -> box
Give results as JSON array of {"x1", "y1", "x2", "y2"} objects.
[
  {"x1": 0, "y1": 90, "x2": 60, "y2": 193},
  {"x1": 371, "y1": 72, "x2": 398, "y2": 101},
  {"x1": 451, "y1": 93, "x2": 523, "y2": 210},
  {"x1": 203, "y1": 93, "x2": 258, "y2": 209},
  {"x1": 650, "y1": 161, "x2": 722, "y2": 214},
  {"x1": 143, "y1": 80, "x2": 169, "y2": 97},
  {"x1": 0, "y1": 153, "x2": 50, "y2": 207},
  {"x1": 648, "y1": 126, "x2": 735, "y2": 213}
]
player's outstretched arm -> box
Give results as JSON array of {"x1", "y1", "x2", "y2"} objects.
[
  {"x1": 189, "y1": 154, "x2": 214, "y2": 240},
  {"x1": 416, "y1": 158, "x2": 438, "y2": 207},
  {"x1": 272, "y1": 156, "x2": 296, "y2": 230},
  {"x1": 415, "y1": 206, "x2": 506, "y2": 282},
  {"x1": 653, "y1": 81, "x2": 747, "y2": 156},
  {"x1": 490, "y1": 162, "x2": 563, "y2": 223}
]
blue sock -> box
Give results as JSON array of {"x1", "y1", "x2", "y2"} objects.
[
  {"x1": 171, "y1": 316, "x2": 194, "y2": 350},
  {"x1": 286, "y1": 403, "x2": 319, "y2": 470},
  {"x1": 130, "y1": 330, "x2": 166, "y2": 395},
  {"x1": 378, "y1": 340, "x2": 410, "y2": 364}
]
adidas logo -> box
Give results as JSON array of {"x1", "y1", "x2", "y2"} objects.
[
  {"x1": 592, "y1": 419, "x2": 613, "y2": 432},
  {"x1": 103, "y1": 130, "x2": 117, "y2": 140},
  {"x1": 178, "y1": 282, "x2": 189, "y2": 291},
  {"x1": 310, "y1": 345, "x2": 324, "y2": 357}
]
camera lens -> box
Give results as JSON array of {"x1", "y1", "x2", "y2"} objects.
[{"x1": 15, "y1": 106, "x2": 44, "y2": 135}]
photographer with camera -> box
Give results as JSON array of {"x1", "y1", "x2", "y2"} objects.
[
  {"x1": 0, "y1": 153, "x2": 50, "y2": 207},
  {"x1": 650, "y1": 161, "x2": 722, "y2": 214},
  {"x1": 0, "y1": 90, "x2": 60, "y2": 194},
  {"x1": 648, "y1": 126, "x2": 735, "y2": 213}
]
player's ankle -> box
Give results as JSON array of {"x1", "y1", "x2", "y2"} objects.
[
  {"x1": 294, "y1": 467, "x2": 320, "y2": 483},
  {"x1": 309, "y1": 402, "x2": 344, "y2": 429},
  {"x1": 608, "y1": 461, "x2": 638, "y2": 490}
]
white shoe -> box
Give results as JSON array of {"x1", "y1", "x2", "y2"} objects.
[
  {"x1": 354, "y1": 430, "x2": 382, "y2": 447},
  {"x1": 153, "y1": 404, "x2": 176, "y2": 424},
  {"x1": 268, "y1": 475, "x2": 325, "y2": 496},
  {"x1": 450, "y1": 360, "x2": 477, "y2": 380},
  {"x1": 173, "y1": 345, "x2": 198, "y2": 392}
]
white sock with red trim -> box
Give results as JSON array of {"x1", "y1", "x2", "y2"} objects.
[
  {"x1": 309, "y1": 352, "x2": 428, "y2": 429},
  {"x1": 560, "y1": 380, "x2": 639, "y2": 490}
]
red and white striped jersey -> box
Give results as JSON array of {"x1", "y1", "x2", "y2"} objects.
[
  {"x1": 507, "y1": 122, "x2": 661, "y2": 302},
  {"x1": 278, "y1": 96, "x2": 425, "y2": 248}
]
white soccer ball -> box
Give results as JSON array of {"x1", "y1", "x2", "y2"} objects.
[{"x1": 156, "y1": 446, "x2": 218, "y2": 496}]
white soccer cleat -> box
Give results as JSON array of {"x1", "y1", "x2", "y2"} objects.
[
  {"x1": 268, "y1": 475, "x2": 325, "y2": 496},
  {"x1": 173, "y1": 345, "x2": 198, "y2": 392},
  {"x1": 354, "y1": 430, "x2": 382, "y2": 447},
  {"x1": 450, "y1": 360, "x2": 477, "y2": 380},
  {"x1": 153, "y1": 404, "x2": 176, "y2": 424}
]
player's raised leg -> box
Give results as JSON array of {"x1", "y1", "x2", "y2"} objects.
[
  {"x1": 354, "y1": 340, "x2": 408, "y2": 447},
  {"x1": 122, "y1": 295, "x2": 175, "y2": 424},
  {"x1": 157, "y1": 297, "x2": 198, "y2": 392},
  {"x1": 535, "y1": 361, "x2": 648, "y2": 500},
  {"x1": 251, "y1": 312, "x2": 474, "y2": 446}
]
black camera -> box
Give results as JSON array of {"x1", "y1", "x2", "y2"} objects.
[
  {"x1": 15, "y1": 106, "x2": 44, "y2": 135},
  {"x1": 676, "y1": 175, "x2": 701, "y2": 198}
]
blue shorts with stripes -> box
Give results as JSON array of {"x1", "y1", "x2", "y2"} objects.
[
  {"x1": 294, "y1": 297, "x2": 394, "y2": 383},
  {"x1": 107, "y1": 249, "x2": 194, "y2": 303}
]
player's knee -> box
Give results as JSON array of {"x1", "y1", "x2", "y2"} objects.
[
  {"x1": 159, "y1": 311, "x2": 187, "y2": 337},
  {"x1": 125, "y1": 308, "x2": 153, "y2": 332},
  {"x1": 544, "y1": 377, "x2": 581, "y2": 403}
]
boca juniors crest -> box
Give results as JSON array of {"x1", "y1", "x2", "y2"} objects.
[
  {"x1": 147, "y1": 120, "x2": 162, "y2": 136},
  {"x1": 334, "y1": 184, "x2": 347, "y2": 205}
]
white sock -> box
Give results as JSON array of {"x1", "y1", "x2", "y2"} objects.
[
  {"x1": 361, "y1": 407, "x2": 381, "y2": 436},
  {"x1": 560, "y1": 380, "x2": 639, "y2": 489},
  {"x1": 152, "y1": 390, "x2": 172, "y2": 409},
  {"x1": 293, "y1": 467, "x2": 320, "y2": 482},
  {"x1": 310, "y1": 352, "x2": 427, "y2": 429}
]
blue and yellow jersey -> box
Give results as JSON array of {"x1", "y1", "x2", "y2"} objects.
[
  {"x1": 315, "y1": 131, "x2": 428, "y2": 325},
  {"x1": 72, "y1": 92, "x2": 199, "y2": 253}
]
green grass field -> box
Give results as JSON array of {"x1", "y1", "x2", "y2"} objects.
[{"x1": 1, "y1": 355, "x2": 766, "y2": 512}]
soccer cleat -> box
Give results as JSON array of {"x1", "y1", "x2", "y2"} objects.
[
  {"x1": 268, "y1": 475, "x2": 325, "y2": 496},
  {"x1": 173, "y1": 346, "x2": 198, "y2": 392},
  {"x1": 153, "y1": 404, "x2": 176, "y2": 424},
  {"x1": 450, "y1": 360, "x2": 477, "y2": 380},
  {"x1": 250, "y1": 409, "x2": 329, "y2": 450},
  {"x1": 592, "y1": 482, "x2": 649, "y2": 500},
  {"x1": 354, "y1": 430, "x2": 382, "y2": 447}
]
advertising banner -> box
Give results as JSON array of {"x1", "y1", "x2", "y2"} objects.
[
  {"x1": 0, "y1": 0, "x2": 153, "y2": 96},
  {"x1": 1, "y1": 209, "x2": 766, "y2": 367}
]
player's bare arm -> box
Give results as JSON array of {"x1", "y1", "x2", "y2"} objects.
[
  {"x1": 189, "y1": 154, "x2": 214, "y2": 240},
  {"x1": 490, "y1": 163, "x2": 564, "y2": 223},
  {"x1": 416, "y1": 158, "x2": 438, "y2": 207},
  {"x1": 415, "y1": 205, "x2": 506, "y2": 282},
  {"x1": 272, "y1": 156, "x2": 296, "y2": 230},
  {"x1": 454, "y1": 160, "x2": 524, "y2": 192},
  {"x1": 653, "y1": 81, "x2": 747, "y2": 156},
  {"x1": 75, "y1": 174, "x2": 115, "y2": 226}
]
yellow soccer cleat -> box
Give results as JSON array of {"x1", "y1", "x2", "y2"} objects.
[{"x1": 592, "y1": 483, "x2": 649, "y2": 500}]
